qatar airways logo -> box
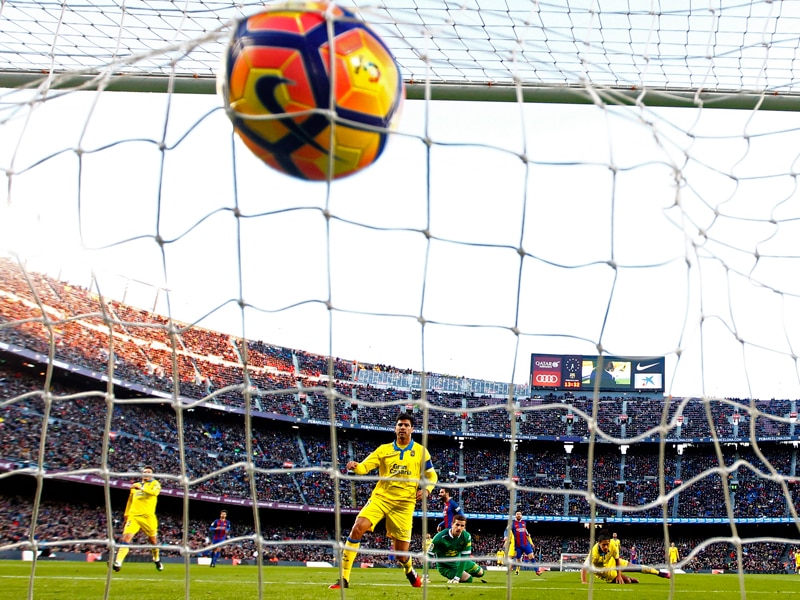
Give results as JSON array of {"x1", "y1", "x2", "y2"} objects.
[
  {"x1": 535, "y1": 358, "x2": 561, "y2": 369},
  {"x1": 534, "y1": 373, "x2": 559, "y2": 384}
]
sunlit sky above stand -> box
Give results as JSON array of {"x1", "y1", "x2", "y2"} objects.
[{"x1": 2, "y1": 1, "x2": 800, "y2": 401}]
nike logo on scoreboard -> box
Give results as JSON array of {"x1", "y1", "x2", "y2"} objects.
[{"x1": 636, "y1": 362, "x2": 659, "y2": 371}]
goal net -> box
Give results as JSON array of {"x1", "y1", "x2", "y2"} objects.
[
  {"x1": 560, "y1": 553, "x2": 588, "y2": 573},
  {"x1": 3, "y1": 0, "x2": 800, "y2": 597}
]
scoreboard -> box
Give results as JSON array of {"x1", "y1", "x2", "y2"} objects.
[{"x1": 530, "y1": 354, "x2": 665, "y2": 392}]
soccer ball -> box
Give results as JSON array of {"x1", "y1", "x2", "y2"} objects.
[{"x1": 222, "y1": 1, "x2": 404, "y2": 181}]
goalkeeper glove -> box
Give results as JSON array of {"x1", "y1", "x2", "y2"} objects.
[{"x1": 448, "y1": 577, "x2": 461, "y2": 584}]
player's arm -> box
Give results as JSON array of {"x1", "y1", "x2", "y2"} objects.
[
  {"x1": 417, "y1": 450, "x2": 437, "y2": 499},
  {"x1": 123, "y1": 494, "x2": 133, "y2": 520},
  {"x1": 614, "y1": 559, "x2": 626, "y2": 584},
  {"x1": 609, "y1": 543, "x2": 625, "y2": 582},
  {"x1": 141, "y1": 480, "x2": 161, "y2": 497},
  {"x1": 453, "y1": 536, "x2": 474, "y2": 579},
  {"x1": 348, "y1": 448, "x2": 380, "y2": 475},
  {"x1": 610, "y1": 545, "x2": 625, "y2": 584},
  {"x1": 122, "y1": 481, "x2": 139, "y2": 518},
  {"x1": 581, "y1": 548, "x2": 593, "y2": 584},
  {"x1": 444, "y1": 549, "x2": 470, "y2": 582},
  {"x1": 452, "y1": 558, "x2": 468, "y2": 580}
]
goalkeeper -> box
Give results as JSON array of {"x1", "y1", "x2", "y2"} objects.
[{"x1": 426, "y1": 514, "x2": 486, "y2": 584}]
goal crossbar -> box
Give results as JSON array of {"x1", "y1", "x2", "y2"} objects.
[
  {"x1": 5, "y1": 71, "x2": 800, "y2": 112},
  {"x1": 4, "y1": 1, "x2": 800, "y2": 110}
]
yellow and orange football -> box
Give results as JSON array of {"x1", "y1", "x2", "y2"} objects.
[{"x1": 222, "y1": 1, "x2": 404, "y2": 181}]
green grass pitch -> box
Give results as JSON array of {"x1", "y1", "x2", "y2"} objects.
[{"x1": 0, "y1": 562, "x2": 798, "y2": 599}]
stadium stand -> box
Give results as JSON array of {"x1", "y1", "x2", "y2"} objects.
[{"x1": 1, "y1": 257, "x2": 799, "y2": 572}]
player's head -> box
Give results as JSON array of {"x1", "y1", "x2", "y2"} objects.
[
  {"x1": 439, "y1": 487, "x2": 451, "y2": 500},
  {"x1": 395, "y1": 412, "x2": 414, "y2": 443},
  {"x1": 220, "y1": 510, "x2": 227, "y2": 519},
  {"x1": 450, "y1": 514, "x2": 467, "y2": 537},
  {"x1": 142, "y1": 465, "x2": 154, "y2": 481},
  {"x1": 597, "y1": 530, "x2": 612, "y2": 552},
  {"x1": 514, "y1": 511, "x2": 523, "y2": 521},
  {"x1": 612, "y1": 532, "x2": 618, "y2": 539},
  {"x1": 396, "y1": 411, "x2": 414, "y2": 427}
]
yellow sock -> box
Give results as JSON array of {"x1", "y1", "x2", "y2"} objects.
[
  {"x1": 399, "y1": 557, "x2": 414, "y2": 574},
  {"x1": 116, "y1": 546, "x2": 130, "y2": 564},
  {"x1": 340, "y1": 538, "x2": 360, "y2": 582},
  {"x1": 642, "y1": 566, "x2": 658, "y2": 575},
  {"x1": 152, "y1": 547, "x2": 160, "y2": 562}
]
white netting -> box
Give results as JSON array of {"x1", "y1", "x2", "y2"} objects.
[{"x1": 3, "y1": 2, "x2": 800, "y2": 599}]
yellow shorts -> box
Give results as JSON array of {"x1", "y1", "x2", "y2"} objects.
[
  {"x1": 123, "y1": 514, "x2": 158, "y2": 538},
  {"x1": 357, "y1": 495, "x2": 414, "y2": 542},
  {"x1": 596, "y1": 558, "x2": 629, "y2": 582}
]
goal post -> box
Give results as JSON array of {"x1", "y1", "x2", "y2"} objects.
[{"x1": 560, "y1": 553, "x2": 588, "y2": 573}]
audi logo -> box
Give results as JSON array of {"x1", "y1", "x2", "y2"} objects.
[{"x1": 534, "y1": 373, "x2": 559, "y2": 384}]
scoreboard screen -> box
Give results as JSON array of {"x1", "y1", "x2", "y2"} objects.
[{"x1": 530, "y1": 354, "x2": 665, "y2": 392}]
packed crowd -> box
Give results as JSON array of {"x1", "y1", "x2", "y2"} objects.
[
  {"x1": 0, "y1": 493, "x2": 333, "y2": 563},
  {"x1": 1, "y1": 258, "x2": 797, "y2": 443},
  {"x1": 3, "y1": 363, "x2": 800, "y2": 520}
]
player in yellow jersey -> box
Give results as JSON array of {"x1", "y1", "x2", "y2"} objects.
[
  {"x1": 609, "y1": 532, "x2": 621, "y2": 556},
  {"x1": 113, "y1": 465, "x2": 163, "y2": 572},
  {"x1": 581, "y1": 530, "x2": 670, "y2": 584},
  {"x1": 669, "y1": 542, "x2": 680, "y2": 565},
  {"x1": 329, "y1": 412, "x2": 438, "y2": 589},
  {"x1": 795, "y1": 548, "x2": 800, "y2": 574},
  {"x1": 496, "y1": 548, "x2": 505, "y2": 566},
  {"x1": 503, "y1": 533, "x2": 514, "y2": 570}
]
